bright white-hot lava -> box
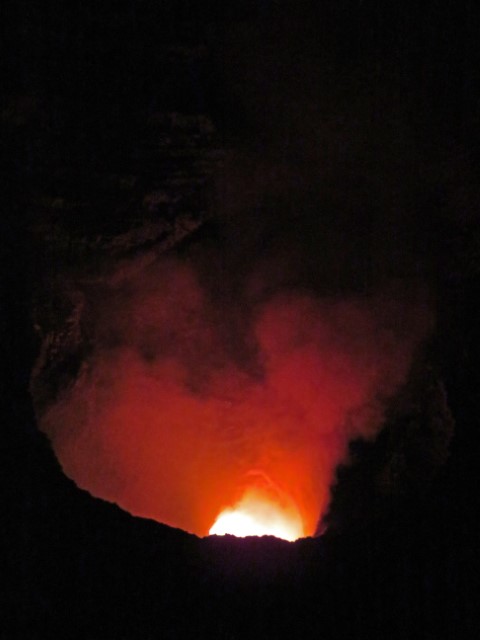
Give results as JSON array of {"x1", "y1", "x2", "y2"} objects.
[{"x1": 208, "y1": 487, "x2": 305, "y2": 541}]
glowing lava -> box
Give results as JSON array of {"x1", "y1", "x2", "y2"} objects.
[{"x1": 208, "y1": 487, "x2": 305, "y2": 541}]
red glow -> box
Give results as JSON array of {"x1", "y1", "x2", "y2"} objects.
[{"x1": 37, "y1": 258, "x2": 431, "y2": 538}]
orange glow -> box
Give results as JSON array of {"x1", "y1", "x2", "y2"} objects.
[
  {"x1": 209, "y1": 485, "x2": 304, "y2": 541},
  {"x1": 34, "y1": 257, "x2": 432, "y2": 538}
]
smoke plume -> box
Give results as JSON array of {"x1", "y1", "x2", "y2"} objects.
[{"x1": 38, "y1": 247, "x2": 432, "y2": 537}]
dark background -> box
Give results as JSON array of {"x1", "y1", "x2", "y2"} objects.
[{"x1": 2, "y1": 1, "x2": 479, "y2": 638}]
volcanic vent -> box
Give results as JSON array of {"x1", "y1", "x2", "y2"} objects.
[{"x1": 31, "y1": 246, "x2": 432, "y2": 541}]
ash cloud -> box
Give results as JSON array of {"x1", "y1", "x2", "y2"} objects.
[{"x1": 38, "y1": 241, "x2": 432, "y2": 536}]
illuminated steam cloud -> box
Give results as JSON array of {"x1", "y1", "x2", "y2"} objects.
[{"x1": 37, "y1": 255, "x2": 432, "y2": 538}]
